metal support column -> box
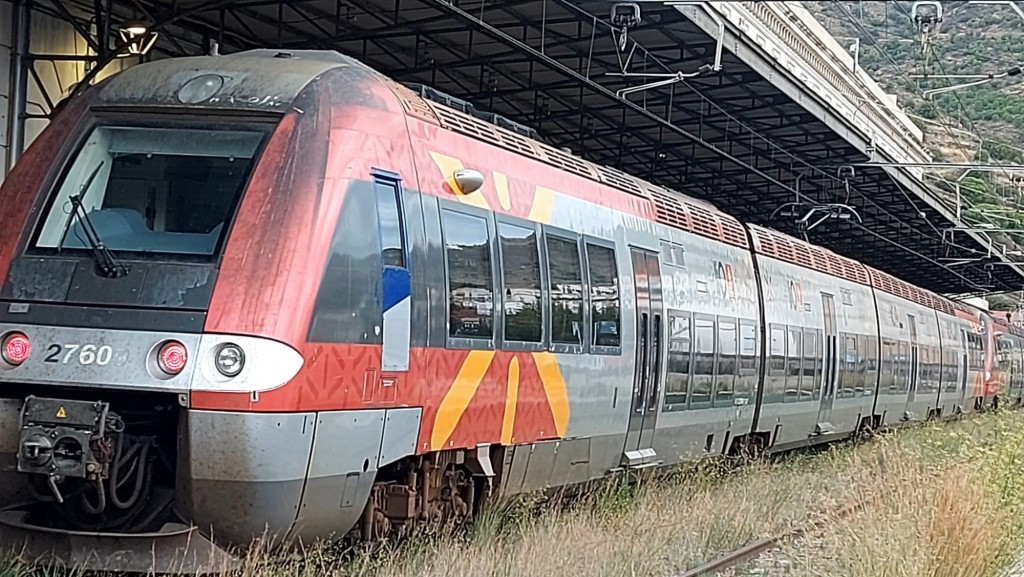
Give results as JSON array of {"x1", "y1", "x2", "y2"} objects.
[{"x1": 6, "y1": 0, "x2": 31, "y2": 172}]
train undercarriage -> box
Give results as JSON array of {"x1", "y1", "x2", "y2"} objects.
[{"x1": 0, "y1": 387, "x2": 1008, "y2": 574}]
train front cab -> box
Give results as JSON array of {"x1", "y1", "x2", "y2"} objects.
[{"x1": 0, "y1": 50, "x2": 436, "y2": 570}]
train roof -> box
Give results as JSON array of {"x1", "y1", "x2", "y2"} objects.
[
  {"x1": 380, "y1": 65, "x2": 986, "y2": 321},
  {"x1": 92, "y1": 49, "x2": 372, "y2": 113},
  {"x1": 88, "y1": 49, "x2": 988, "y2": 322}
]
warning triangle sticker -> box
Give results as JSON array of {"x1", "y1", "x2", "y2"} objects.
[{"x1": 55, "y1": 407, "x2": 67, "y2": 419}]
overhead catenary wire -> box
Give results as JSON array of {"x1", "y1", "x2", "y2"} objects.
[
  {"x1": 560, "y1": 1, "x2": 963, "y2": 259},
  {"x1": 831, "y1": 1, "x2": 1024, "y2": 230}
]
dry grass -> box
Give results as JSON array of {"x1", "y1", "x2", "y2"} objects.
[
  {"x1": 7, "y1": 411, "x2": 1024, "y2": 577},
  {"x1": 770, "y1": 411, "x2": 1024, "y2": 577}
]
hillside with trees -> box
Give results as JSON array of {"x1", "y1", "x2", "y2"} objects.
[{"x1": 806, "y1": 0, "x2": 1024, "y2": 309}]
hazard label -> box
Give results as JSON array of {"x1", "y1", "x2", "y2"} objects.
[{"x1": 55, "y1": 406, "x2": 67, "y2": 419}]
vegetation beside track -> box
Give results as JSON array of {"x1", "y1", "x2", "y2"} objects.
[{"x1": 7, "y1": 410, "x2": 1024, "y2": 576}]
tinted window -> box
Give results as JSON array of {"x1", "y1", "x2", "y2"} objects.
[
  {"x1": 547, "y1": 235, "x2": 584, "y2": 345},
  {"x1": 665, "y1": 311, "x2": 691, "y2": 407},
  {"x1": 896, "y1": 341, "x2": 910, "y2": 392},
  {"x1": 768, "y1": 324, "x2": 787, "y2": 403},
  {"x1": 738, "y1": 321, "x2": 758, "y2": 402},
  {"x1": 841, "y1": 335, "x2": 858, "y2": 397},
  {"x1": 443, "y1": 210, "x2": 494, "y2": 339},
  {"x1": 880, "y1": 339, "x2": 895, "y2": 393},
  {"x1": 308, "y1": 185, "x2": 382, "y2": 344},
  {"x1": 375, "y1": 180, "x2": 405, "y2": 268},
  {"x1": 691, "y1": 316, "x2": 715, "y2": 405},
  {"x1": 786, "y1": 328, "x2": 802, "y2": 402},
  {"x1": 715, "y1": 318, "x2": 737, "y2": 407},
  {"x1": 804, "y1": 329, "x2": 820, "y2": 400},
  {"x1": 499, "y1": 222, "x2": 542, "y2": 343},
  {"x1": 863, "y1": 335, "x2": 878, "y2": 395},
  {"x1": 587, "y1": 243, "x2": 621, "y2": 348}
]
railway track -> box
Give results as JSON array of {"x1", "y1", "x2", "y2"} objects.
[{"x1": 677, "y1": 490, "x2": 884, "y2": 577}]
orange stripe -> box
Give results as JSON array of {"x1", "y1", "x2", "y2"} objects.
[
  {"x1": 431, "y1": 350, "x2": 494, "y2": 450},
  {"x1": 533, "y1": 352, "x2": 570, "y2": 437},
  {"x1": 500, "y1": 357, "x2": 520, "y2": 445}
]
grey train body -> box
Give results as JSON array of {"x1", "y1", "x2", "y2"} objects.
[{"x1": 0, "y1": 49, "x2": 1010, "y2": 568}]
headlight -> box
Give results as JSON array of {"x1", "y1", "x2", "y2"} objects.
[{"x1": 215, "y1": 343, "x2": 245, "y2": 377}]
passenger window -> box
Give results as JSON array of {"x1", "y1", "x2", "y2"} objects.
[
  {"x1": 499, "y1": 222, "x2": 542, "y2": 344},
  {"x1": 803, "y1": 329, "x2": 820, "y2": 401},
  {"x1": 546, "y1": 234, "x2": 584, "y2": 346},
  {"x1": 586, "y1": 243, "x2": 621, "y2": 349},
  {"x1": 843, "y1": 335, "x2": 859, "y2": 397},
  {"x1": 785, "y1": 328, "x2": 802, "y2": 402},
  {"x1": 374, "y1": 179, "x2": 405, "y2": 268},
  {"x1": 944, "y1": 347, "x2": 958, "y2": 393},
  {"x1": 768, "y1": 324, "x2": 787, "y2": 403},
  {"x1": 442, "y1": 209, "x2": 494, "y2": 339},
  {"x1": 863, "y1": 335, "x2": 878, "y2": 396},
  {"x1": 714, "y1": 317, "x2": 737, "y2": 407},
  {"x1": 665, "y1": 311, "x2": 691, "y2": 408},
  {"x1": 880, "y1": 339, "x2": 895, "y2": 393},
  {"x1": 738, "y1": 321, "x2": 758, "y2": 404},
  {"x1": 896, "y1": 341, "x2": 909, "y2": 392},
  {"x1": 691, "y1": 316, "x2": 715, "y2": 406}
]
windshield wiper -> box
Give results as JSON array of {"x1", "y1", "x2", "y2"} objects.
[{"x1": 57, "y1": 161, "x2": 129, "y2": 279}]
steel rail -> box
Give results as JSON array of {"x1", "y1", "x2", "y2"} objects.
[{"x1": 678, "y1": 489, "x2": 885, "y2": 577}]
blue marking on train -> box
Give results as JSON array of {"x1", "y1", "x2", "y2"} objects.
[{"x1": 383, "y1": 267, "x2": 411, "y2": 312}]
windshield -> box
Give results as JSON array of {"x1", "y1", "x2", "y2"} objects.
[{"x1": 34, "y1": 125, "x2": 264, "y2": 257}]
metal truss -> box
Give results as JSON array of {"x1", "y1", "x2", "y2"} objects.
[{"x1": 17, "y1": 0, "x2": 1024, "y2": 295}]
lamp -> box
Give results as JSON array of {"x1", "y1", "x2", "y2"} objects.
[{"x1": 118, "y1": 20, "x2": 158, "y2": 56}]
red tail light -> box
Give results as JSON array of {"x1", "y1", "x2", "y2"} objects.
[
  {"x1": 1, "y1": 333, "x2": 31, "y2": 365},
  {"x1": 157, "y1": 341, "x2": 188, "y2": 375}
]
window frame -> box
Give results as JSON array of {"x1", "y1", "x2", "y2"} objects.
[
  {"x1": 28, "y1": 115, "x2": 275, "y2": 263},
  {"x1": 370, "y1": 168, "x2": 408, "y2": 270},
  {"x1": 784, "y1": 326, "x2": 804, "y2": 403},
  {"x1": 582, "y1": 235, "x2": 623, "y2": 356},
  {"x1": 737, "y1": 318, "x2": 758, "y2": 405},
  {"x1": 542, "y1": 225, "x2": 589, "y2": 355},
  {"x1": 495, "y1": 213, "x2": 547, "y2": 352},
  {"x1": 663, "y1": 308, "x2": 693, "y2": 412},
  {"x1": 768, "y1": 323, "x2": 788, "y2": 404},
  {"x1": 439, "y1": 200, "x2": 499, "y2": 351},
  {"x1": 689, "y1": 312, "x2": 717, "y2": 409}
]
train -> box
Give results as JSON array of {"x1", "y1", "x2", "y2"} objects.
[{"x1": 0, "y1": 48, "x2": 1021, "y2": 572}]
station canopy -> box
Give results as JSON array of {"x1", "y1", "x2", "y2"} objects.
[{"x1": 45, "y1": 0, "x2": 1024, "y2": 296}]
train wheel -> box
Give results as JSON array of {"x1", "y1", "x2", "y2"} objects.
[
  {"x1": 727, "y1": 435, "x2": 766, "y2": 466},
  {"x1": 359, "y1": 451, "x2": 487, "y2": 541},
  {"x1": 854, "y1": 419, "x2": 875, "y2": 444}
]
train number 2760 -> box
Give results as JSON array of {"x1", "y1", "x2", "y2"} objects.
[{"x1": 44, "y1": 344, "x2": 114, "y2": 366}]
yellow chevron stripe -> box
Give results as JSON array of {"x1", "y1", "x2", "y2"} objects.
[
  {"x1": 533, "y1": 352, "x2": 570, "y2": 437},
  {"x1": 431, "y1": 350, "x2": 495, "y2": 450},
  {"x1": 528, "y1": 186, "x2": 556, "y2": 224},
  {"x1": 500, "y1": 357, "x2": 520, "y2": 445},
  {"x1": 495, "y1": 171, "x2": 512, "y2": 210}
]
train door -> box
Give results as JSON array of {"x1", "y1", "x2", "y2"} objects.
[
  {"x1": 622, "y1": 248, "x2": 664, "y2": 467},
  {"x1": 816, "y1": 293, "x2": 838, "y2": 430},
  {"x1": 957, "y1": 328, "x2": 969, "y2": 410},
  {"x1": 906, "y1": 314, "x2": 920, "y2": 415}
]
